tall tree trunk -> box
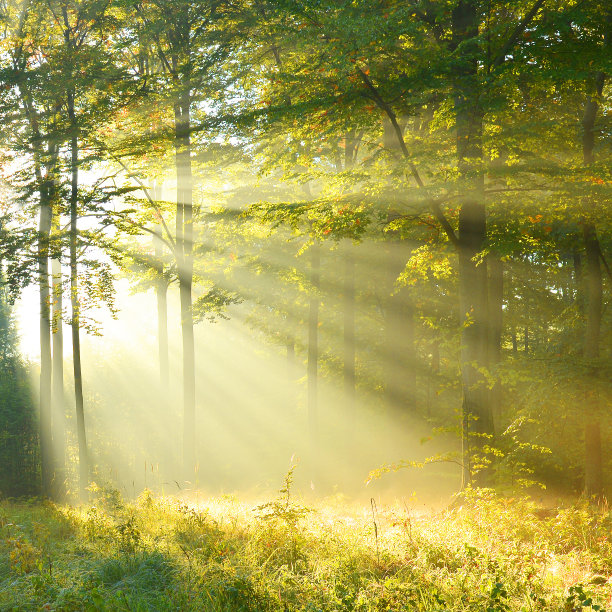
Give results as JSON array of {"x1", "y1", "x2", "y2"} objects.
[
  {"x1": 453, "y1": 0, "x2": 492, "y2": 487},
  {"x1": 38, "y1": 182, "x2": 53, "y2": 498},
  {"x1": 383, "y1": 242, "x2": 416, "y2": 415},
  {"x1": 155, "y1": 246, "x2": 169, "y2": 390},
  {"x1": 343, "y1": 240, "x2": 355, "y2": 433},
  {"x1": 308, "y1": 241, "x2": 320, "y2": 487},
  {"x1": 174, "y1": 84, "x2": 195, "y2": 481},
  {"x1": 152, "y1": 183, "x2": 169, "y2": 391},
  {"x1": 343, "y1": 131, "x2": 357, "y2": 437},
  {"x1": 22, "y1": 87, "x2": 55, "y2": 498},
  {"x1": 584, "y1": 226, "x2": 602, "y2": 362},
  {"x1": 342, "y1": 239, "x2": 356, "y2": 488},
  {"x1": 457, "y1": 202, "x2": 490, "y2": 486},
  {"x1": 581, "y1": 64, "x2": 606, "y2": 497},
  {"x1": 286, "y1": 340, "x2": 295, "y2": 371},
  {"x1": 488, "y1": 256, "x2": 503, "y2": 430},
  {"x1": 428, "y1": 339, "x2": 440, "y2": 417},
  {"x1": 51, "y1": 256, "x2": 66, "y2": 499},
  {"x1": 573, "y1": 251, "x2": 584, "y2": 314},
  {"x1": 583, "y1": 223, "x2": 603, "y2": 497},
  {"x1": 67, "y1": 90, "x2": 88, "y2": 501}
]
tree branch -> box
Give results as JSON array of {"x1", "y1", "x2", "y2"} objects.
[
  {"x1": 491, "y1": 0, "x2": 546, "y2": 69},
  {"x1": 357, "y1": 67, "x2": 460, "y2": 246}
]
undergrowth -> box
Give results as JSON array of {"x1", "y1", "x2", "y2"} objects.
[{"x1": 0, "y1": 486, "x2": 610, "y2": 610}]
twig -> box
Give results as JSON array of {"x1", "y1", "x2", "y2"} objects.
[{"x1": 370, "y1": 498, "x2": 380, "y2": 565}]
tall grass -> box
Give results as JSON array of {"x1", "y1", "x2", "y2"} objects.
[{"x1": 0, "y1": 487, "x2": 610, "y2": 610}]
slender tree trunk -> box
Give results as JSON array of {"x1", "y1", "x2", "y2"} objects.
[
  {"x1": 383, "y1": 242, "x2": 416, "y2": 415},
  {"x1": 286, "y1": 340, "x2": 295, "y2": 376},
  {"x1": 573, "y1": 251, "x2": 584, "y2": 314},
  {"x1": 488, "y1": 256, "x2": 503, "y2": 430},
  {"x1": 156, "y1": 252, "x2": 169, "y2": 390},
  {"x1": 156, "y1": 277, "x2": 169, "y2": 386},
  {"x1": 174, "y1": 88, "x2": 196, "y2": 481},
  {"x1": 152, "y1": 182, "x2": 170, "y2": 391},
  {"x1": 401, "y1": 294, "x2": 416, "y2": 407},
  {"x1": 286, "y1": 340, "x2": 294, "y2": 364},
  {"x1": 23, "y1": 88, "x2": 55, "y2": 498},
  {"x1": 342, "y1": 130, "x2": 357, "y2": 434},
  {"x1": 430, "y1": 339, "x2": 440, "y2": 416},
  {"x1": 38, "y1": 183, "x2": 53, "y2": 498},
  {"x1": 67, "y1": 91, "x2": 88, "y2": 501},
  {"x1": 341, "y1": 239, "x2": 356, "y2": 488},
  {"x1": 285, "y1": 339, "x2": 298, "y2": 420},
  {"x1": 584, "y1": 226, "x2": 602, "y2": 361},
  {"x1": 343, "y1": 240, "x2": 355, "y2": 431},
  {"x1": 308, "y1": 242, "x2": 320, "y2": 486},
  {"x1": 51, "y1": 256, "x2": 66, "y2": 499},
  {"x1": 581, "y1": 63, "x2": 606, "y2": 497},
  {"x1": 457, "y1": 202, "x2": 490, "y2": 486},
  {"x1": 453, "y1": 0, "x2": 492, "y2": 487}
]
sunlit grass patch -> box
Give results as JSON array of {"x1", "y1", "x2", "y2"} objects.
[{"x1": 0, "y1": 488, "x2": 610, "y2": 610}]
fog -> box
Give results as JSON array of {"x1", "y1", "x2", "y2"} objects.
[{"x1": 17, "y1": 239, "x2": 460, "y2": 506}]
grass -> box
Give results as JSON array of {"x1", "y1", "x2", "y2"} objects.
[{"x1": 0, "y1": 485, "x2": 610, "y2": 610}]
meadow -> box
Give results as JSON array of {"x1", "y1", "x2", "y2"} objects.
[{"x1": 0, "y1": 485, "x2": 610, "y2": 611}]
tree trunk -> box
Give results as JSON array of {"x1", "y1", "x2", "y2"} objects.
[
  {"x1": 38, "y1": 182, "x2": 53, "y2": 498},
  {"x1": 581, "y1": 63, "x2": 606, "y2": 497},
  {"x1": 342, "y1": 130, "x2": 357, "y2": 434},
  {"x1": 383, "y1": 242, "x2": 416, "y2": 415},
  {"x1": 429, "y1": 339, "x2": 440, "y2": 418},
  {"x1": 343, "y1": 240, "x2": 355, "y2": 432},
  {"x1": 307, "y1": 241, "x2": 320, "y2": 486},
  {"x1": 154, "y1": 240, "x2": 169, "y2": 391},
  {"x1": 152, "y1": 182, "x2": 169, "y2": 390},
  {"x1": 488, "y1": 256, "x2": 503, "y2": 430},
  {"x1": 457, "y1": 202, "x2": 490, "y2": 486},
  {"x1": 156, "y1": 255, "x2": 169, "y2": 390},
  {"x1": 584, "y1": 226, "x2": 602, "y2": 361},
  {"x1": 286, "y1": 340, "x2": 295, "y2": 371},
  {"x1": 25, "y1": 92, "x2": 55, "y2": 499},
  {"x1": 67, "y1": 90, "x2": 88, "y2": 501},
  {"x1": 453, "y1": 0, "x2": 492, "y2": 487},
  {"x1": 174, "y1": 89, "x2": 196, "y2": 482},
  {"x1": 51, "y1": 256, "x2": 66, "y2": 499}
]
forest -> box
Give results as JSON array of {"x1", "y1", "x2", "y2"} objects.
[{"x1": 0, "y1": 0, "x2": 611, "y2": 609}]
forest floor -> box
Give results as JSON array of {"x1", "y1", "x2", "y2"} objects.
[{"x1": 0, "y1": 486, "x2": 610, "y2": 611}]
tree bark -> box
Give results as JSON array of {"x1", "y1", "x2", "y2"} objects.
[
  {"x1": 383, "y1": 241, "x2": 416, "y2": 415},
  {"x1": 308, "y1": 241, "x2": 320, "y2": 486},
  {"x1": 174, "y1": 87, "x2": 195, "y2": 481},
  {"x1": 584, "y1": 226, "x2": 602, "y2": 361},
  {"x1": 67, "y1": 89, "x2": 88, "y2": 501},
  {"x1": 488, "y1": 256, "x2": 503, "y2": 430},
  {"x1": 38, "y1": 179, "x2": 53, "y2": 498},
  {"x1": 342, "y1": 131, "x2": 357, "y2": 437},
  {"x1": 343, "y1": 240, "x2": 355, "y2": 432},
  {"x1": 156, "y1": 247, "x2": 169, "y2": 390},
  {"x1": 453, "y1": 0, "x2": 492, "y2": 487},
  {"x1": 152, "y1": 184, "x2": 169, "y2": 390},
  {"x1": 21, "y1": 86, "x2": 55, "y2": 498},
  {"x1": 51, "y1": 256, "x2": 66, "y2": 499},
  {"x1": 581, "y1": 63, "x2": 606, "y2": 497}
]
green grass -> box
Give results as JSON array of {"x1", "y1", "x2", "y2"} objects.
[{"x1": 0, "y1": 487, "x2": 610, "y2": 610}]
